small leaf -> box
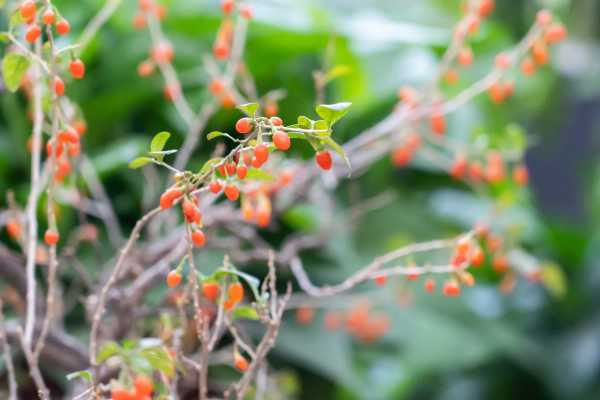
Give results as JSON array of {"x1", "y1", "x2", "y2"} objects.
[
  {"x1": 237, "y1": 102, "x2": 259, "y2": 117},
  {"x1": 96, "y1": 341, "x2": 121, "y2": 364},
  {"x1": 297, "y1": 116, "x2": 313, "y2": 129},
  {"x1": 232, "y1": 306, "x2": 259, "y2": 321},
  {"x1": 128, "y1": 157, "x2": 153, "y2": 169},
  {"x1": 315, "y1": 102, "x2": 352, "y2": 126},
  {"x1": 147, "y1": 149, "x2": 178, "y2": 157},
  {"x1": 207, "y1": 130, "x2": 238, "y2": 142},
  {"x1": 323, "y1": 137, "x2": 351, "y2": 174},
  {"x1": 313, "y1": 120, "x2": 330, "y2": 136},
  {"x1": 540, "y1": 262, "x2": 567, "y2": 298},
  {"x1": 66, "y1": 370, "x2": 93, "y2": 383},
  {"x1": 9, "y1": 11, "x2": 24, "y2": 29},
  {"x1": 246, "y1": 168, "x2": 274, "y2": 181},
  {"x1": 198, "y1": 157, "x2": 223, "y2": 176},
  {"x1": 324, "y1": 65, "x2": 351, "y2": 83},
  {"x1": 0, "y1": 33, "x2": 9, "y2": 43},
  {"x1": 2, "y1": 53, "x2": 31, "y2": 92},
  {"x1": 150, "y1": 131, "x2": 171, "y2": 153},
  {"x1": 140, "y1": 347, "x2": 175, "y2": 378}
]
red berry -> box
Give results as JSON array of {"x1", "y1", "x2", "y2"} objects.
[
  {"x1": 209, "y1": 181, "x2": 222, "y2": 194},
  {"x1": 273, "y1": 131, "x2": 291, "y2": 151},
  {"x1": 56, "y1": 19, "x2": 70, "y2": 35},
  {"x1": 450, "y1": 155, "x2": 467, "y2": 179},
  {"x1": 213, "y1": 41, "x2": 230, "y2": 60},
  {"x1": 224, "y1": 185, "x2": 240, "y2": 201},
  {"x1": 236, "y1": 164, "x2": 248, "y2": 180},
  {"x1": 430, "y1": 111, "x2": 446, "y2": 136},
  {"x1": 42, "y1": 9, "x2": 55, "y2": 25},
  {"x1": 458, "y1": 47, "x2": 473, "y2": 67},
  {"x1": 234, "y1": 353, "x2": 248, "y2": 372},
  {"x1": 546, "y1": 23, "x2": 567, "y2": 44},
  {"x1": 471, "y1": 248, "x2": 485, "y2": 267},
  {"x1": 191, "y1": 230, "x2": 206, "y2": 247},
  {"x1": 202, "y1": 282, "x2": 220, "y2": 301},
  {"x1": 493, "y1": 255, "x2": 509, "y2": 273},
  {"x1": 57, "y1": 129, "x2": 78, "y2": 144},
  {"x1": 495, "y1": 52, "x2": 511, "y2": 69},
  {"x1": 221, "y1": 0, "x2": 234, "y2": 14},
  {"x1": 296, "y1": 306, "x2": 315, "y2": 325},
  {"x1": 53, "y1": 76, "x2": 65, "y2": 96},
  {"x1": 536, "y1": 9, "x2": 553, "y2": 26},
  {"x1": 240, "y1": 5, "x2": 253, "y2": 19},
  {"x1": 69, "y1": 59, "x2": 85, "y2": 79},
  {"x1": 270, "y1": 116, "x2": 283, "y2": 126},
  {"x1": 315, "y1": 150, "x2": 332, "y2": 171},
  {"x1": 513, "y1": 164, "x2": 529, "y2": 186},
  {"x1": 235, "y1": 118, "x2": 252, "y2": 134},
  {"x1": 134, "y1": 375, "x2": 153, "y2": 396},
  {"x1": 25, "y1": 24, "x2": 41, "y2": 43},
  {"x1": 424, "y1": 278, "x2": 436, "y2": 293},
  {"x1": 442, "y1": 281, "x2": 461, "y2": 297},
  {"x1": 159, "y1": 188, "x2": 183, "y2": 209},
  {"x1": 478, "y1": 0, "x2": 495, "y2": 18},
  {"x1": 111, "y1": 388, "x2": 135, "y2": 400},
  {"x1": 209, "y1": 79, "x2": 224, "y2": 95},
  {"x1": 521, "y1": 57, "x2": 536, "y2": 76},
  {"x1": 444, "y1": 69, "x2": 459, "y2": 85},
  {"x1": 137, "y1": 60, "x2": 155, "y2": 77},
  {"x1": 253, "y1": 144, "x2": 269, "y2": 165},
  {"x1": 225, "y1": 162, "x2": 236, "y2": 177},
  {"x1": 151, "y1": 42, "x2": 174, "y2": 63},
  {"x1": 228, "y1": 282, "x2": 244, "y2": 303},
  {"x1": 182, "y1": 199, "x2": 197, "y2": 223},
  {"x1": 167, "y1": 270, "x2": 182, "y2": 288},
  {"x1": 20, "y1": 1, "x2": 36, "y2": 20},
  {"x1": 374, "y1": 275, "x2": 387, "y2": 286},
  {"x1": 6, "y1": 220, "x2": 21, "y2": 240},
  {"x1": 391, "y1": 146, "x2": 413, "y2": 167}
]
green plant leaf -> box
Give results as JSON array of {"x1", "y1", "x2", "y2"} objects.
[
  {"x1": 232, "y1": 306, "x2": 259, "y2": 321},
  {"x1": 323, "y1": 137, "x2": 351, "y2": 174},
  {"x1": 207, "y1": 130, "x2": 238, "y2": 142},
  {"x1": 2, "y1": 53, "x2": 31, "y2": 92},
  {"x1": 140, "y1": 347, "x2": 175, "y2": 378},
  {"x1": 97, "y1": 341, "x2": 121, "y2": 364},
  {"x1": 246, "y1": 168, "x2": 274, "y2": 181},
  {"x1": 237, "y1": 102, "x2": 259, "y2": 117},
  {"x1": 0, "y1": 32, "x2": 9, "y2": 43},
  {"x1": 198, "y1": 157, "x2": 223, "y2": 176},
  {"x1": 150, "y1": 131, "x2": 171, "y2": 153},
  {"x1": 315, "y1": 102, "x2": 351, "y2": 126},
  {"x1": 297, "y1": 116, "x2": 313, "y2": 129},
  {"x1": 66, "y1": 370, "x2": 92, "y2": 383},
  {"x1": 324, "y1": 65, "x2": 351, "y2": 83},
  {"x1": 541, "y1": 262, "x2": 567, "y2": 298},
  {"x1": 9, "y1": 11, "x2": 23, "y2": 30},
  {"x1": 128, "y1": 157, "x2": 153, "y2": 169}
]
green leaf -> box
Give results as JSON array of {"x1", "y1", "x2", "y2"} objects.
[
  {"x1": 246, "y1": 168, "x2": 274, "y2": 181},
  {"x1": 66, "y1": 370, "x2": 93, "y2": 383},
  {"x1": 2, "y1": 53, "x2": 31, "y2": 92},
  {"x1": 0, "y1": 32, "x2": 9, "y2": 43},
  {"x1": 150, "y1": 131, "x2": 171, "y2": 153},
  {"x1": 232, "y1": 306, "x2": 259, "y2": 321},
  {"x1": 198, "y1": 157, "x2": 223, "y2": 176},
  {"x1": 128, "y1": 157, "x2": 153, "y2": 169},
  {"x1": 541, "y1": 262, "x2": 567, "y2": 298},
  {"x1": 207, "y1": 130, "x2": 238, "y2": 142},
  {"x1": 323, "y1": 137, "x2": 351, "y2": 173},
  {"x1": 9, "y1": 11, "x2": 24, "y2": 30},
  {"x1": 237, "y1": 102, "x2": 259, "y2": 117},
  {"x1": 297, "y1": 116, "x2": 313, "y2": 129},
  {"x1": 324, "y1": 65, "x2": 351, "y2": 83},
  {"x1": 140, "y1": 347, "x2": 175, "y2": 378},
  {"x1": 96, "y1": 341, "x2": 121, "y2": 364},
  {"x1": 315, "y1": 102, "x2": 351, "y2": 126}
]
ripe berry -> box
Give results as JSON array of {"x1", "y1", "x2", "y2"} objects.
[
  {"x1": 209, "y1": 181, "x2": 222, "y2": 194},
  {"x1": 225, "y1": 162, "x2": 236, "y2": 176},
  {"x1": 202, "y1": 281, "x2": 220, "y2": 301},
  {"x1": 492, "y1": 255, "x2": 509, "y2": 273},
  {"x1": 20, "y1": 1, "x2": 36, "y2": 20},
  {"x1": 182, "y1": 199, "x2": 197, "y2": 222},
  {"x1": 374, "y1": 275, "x2": 387, "y2": 286},
  {"x1": 315, "y1": 150, "x2": 332, "y2": 170},
  {"x1": 265, "y1": 102, "x2": 278, "y2": 118},
  {"x1": 458, "y1": 47, "x2": 473, "y2": 67},
  {"x1": 521, "y1": 57, "x2": 536, "y2": 76},
  {"x1": 462, "y1": 272, "x2": 476, "y2": 287},
  {"x1": 209, "y1": 79, "x2": 224, "y2": 95},
  {"x1": 53, "y1": 77, "x2": 65, "y2": 96},
  {"x1": 296, "y1": 306, "x2": 315, "y2": 325},
  {"x1": 6, "y1": 220, "x2": 21, "y2": 240},
  {"x1": 152, "y1": 42, "x2": 174, "y2": 63},
  {"x1": 236, "y1": 165, "x2": 248, "y2": 180},
  {"x1": 42, "y1": 9, "x2": 55, "y2": 25},
  {"x1": 471, "y1": 248, "x2": 485, "y2": 267},
  {"x1": 270, "y1": 116, "x2": 283, "y2": 126},
  {"x1": 46, "y1": 140, "x2": 64, "y2": 158},
  {"x1": 240, "y1": 5, "x2": 253, "y2": 19},
  {"x1": 58, "y1": 129, "x2": 78, "y2": 144},
  {"x1": 69, "y1": 59, "x2": 85, "y2": 79},
  {"x1": 159, "y1": 188, "x2": 183, "y2": 209},
  {"x1": 430, "y1": 111, "x2": 446, "y2": 136},
  {"x1": 495, "y1": 52, "x2": 511, "y2": 69},
  {"x1": 456, "y1": 237, "x2": 471, "y2": 257},
  {"x1": 213, "y1": 41, "x2": 230, "y2": 60},
  {"x1": 532, "y1": 41, "x2": 548, "y2": 65},
  {"x1": 224, "y1": 185, "x2": 240, "y2": 201},
  {"x1": 228, "y1": 282, "x2": 244, "y2": 303},
  {"x1": 444, "y1": 68, "x2": 459, "y2": 85},
  {"x1": 25, "y1": 24, "x2": 42, "y2": 43},
  {"x1": 442, "y1": 281, "x2": 461, "y2": 297},
  {"x1": 191, "y1": 230, "x2": 206, "y2": 247},
  {"x1": 450, "y1": 155, "x2": 467, "y2": 179},
  {"x1": 536, "y1": 9, "x2": 553, "y2": 26},
  {"x1": 324, "y1": 312, "x2": 343, "y2": 331},
  {"x1": 272, "y1": 131, "x2": 291, "y2": 151},
  {"x1": 111, "y1": 388, "x2": 135, "y2": 400},
  {"x1": 391, "y1": 146, "x2": 412, "y2": 167},
  {"x1": 164, "y1": 84, "x2": 179, "y2": 101},
  {"x1": 221, "y1": 0, "x2": 234, "y2": 14},
  {"x1": 132, "y1": 14, "x2": 146, "y2": 29},
  {"x1": 137, "y1": 60, "x2": 155, "y2": 77},
  {"x1": 235, "y1": 118, "x2": 252, "y2": 134},
  {"x1": 221, "y1": 92, "x2": 236, "y2": 108},
  {"x1": 513, "y1": 164, "x2": 529, "y2": 186},
  {"x1": 424, "y1": 278, "x2": 436, "y2": 293},
  {"x1": 167, "y1": 270, "x2": 182, "y2": 288},
  {"x1": 56, "y1": 19, "x2": 70, "y2": 35},
  {"x1": 134, "y1": 375, "x2": 153, "y2": 396},
  {"x1": 234, "y1": 353, "x2": 248, "y2": 372},
  {"x1": 253, "y1": 144, "x2": 269, "y2": 165},
  {"x1": 546, "y1": 24, "x2": 567, "y2": 44},
  {"x1": 478, "y1": 0, "x2": 495, "y2": 18}
]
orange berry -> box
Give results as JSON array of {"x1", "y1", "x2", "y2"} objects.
[
  {"x1": 134, "y1": 375, "x2": 154, "y2": 396},
  {"x1": 111, "y1": 388, "x2": 135, "y2": 400},
  {"x1": 234, "y1": 353, "x2": 248, "y2": 372},
  {"x1": 159, "y1": 188, "x2": 182, "y2": 209},
  {"x1": 228, "y1": 282, "x2": 244, "y2": 303},
  {"x1": 56, "y1": 19, "x2": 70, "y2": 35},
  {"x1": 442, "y1": 281, "x2": 461, "y2": 297},
  {"x1": 391, "y1": 146, "x2": 412, "y2": 167},
  {"x1": 450, "y1": 154, "x2": 468, "y2": 179},
  {"x1": 458, "y1": 47, "x2": 473, "y2": 66},
  {"x1": 265, "y1": 102, "x2": 279, "y2": 118},
  {"x1": 492, "y1": 255, "x2": 509, "y2": 273},
  {"x1": 132, "y1": 13, "x2": 146, "y2": 29},
  {"x1": 273, "y1": 131, "x2": 291, "y2": 151},
  {"x1": 240, "y1": 5, "x2": 252, "y2": 19},
  {"x1": 20, "y1": 1, "x2": 36, "y2": 20},
  {"x1": 315, "y1": 150, "x2": 332, "y2": 171},
  {"x1": 202, "y1": 282, "x2": 220, "y2": 301},
  {"x1": 296, "y1": 306, "x2": 314, "y2": 325},
  {"x1": 221, "y1": 0, "x2": 234, "y2": 14},
  {"x1": 137, "y1": 60, "x2": 155, "y2": 77},
  {"x1": 53, "y1": 76, "x2": 65, "y2": 97},
  {"x1": 424, "y1": 278, "x2": 436, "y2": 293},
  {"x1": 209, "y1": 79, "x2": 224, "y2": 95},
  {"x1": 42, "y1": 9, "x2": 55, "y2": 25},
  {"x1": 469, "y1": 162, "x2": 484, "y2": 182},
  {"x1": 324, "y1": 312, "x2": 343, "y2": 331},
  {"x1": 430, "y1": 111, "x2": 446, "y2": 136},
  {"x1": 236, "y1": 164, "x2": 248, "y2": 180},
  {"x1": 444, "y1": 68, "x2": 459, "y2": 85},
  {"x1": 167, "y1": 270, "x2": 182, "y2": 288},
  {"x1": 495, "y1": 52, "x2": 511, "y2": 69},
  {"x1": 69, "y1": 59, "x2": 85, "y2": 79},
  {"x1": 253, "y1": 144, "x2": 269, "y2": 165},
  {"x1": 191, "y1": 230, "x2": 206, "y2": 247},
  {"x1": 25, "y1": 24, "x2": 41, "y2": 43},
  {"x1": 6, "y1": 220, "x2": 21, "y2": 240},
  {"x1": 374, "y1": 274, "x2": 387, "y2": 286},
  {"x1": 213, "y1": 41, "x2": 230, "y2": 60},
  {"x1": 536, "y1": 9, "x2": 553, "y2": 26},
  {"x1": 221, "y1": 92, "x2": 236, "y2": 108},
  {"x1": 224, "y1": 185, "x2": 240, "y2": 201},
  {"x1": 532, "y1": 41, "x2": 549, "y2": 65},
  {"x1": 209, "y1": 181, "x2": 222, "y2": 194},
  {"x1": 58, "y1": 129, "x2": 78, "y2": 144},
  {"x1": 545, "y1": 23, "x2": 567, "y2": 44},
  {"x1": 235, "y1": 118, "x2": 253, "y2": 134},
  {"x1": 478, "y1": 0, "x2": 495, "y2": 17},
  {"x1": 513, "y1": 164, "x2": 529, "y2": 186},
  {"x1": 521, "y1": 57, "x2": 536, "y2": 76},
  {"x1": 471, "y1": 248, "x2": 485, "y2": 267}
]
